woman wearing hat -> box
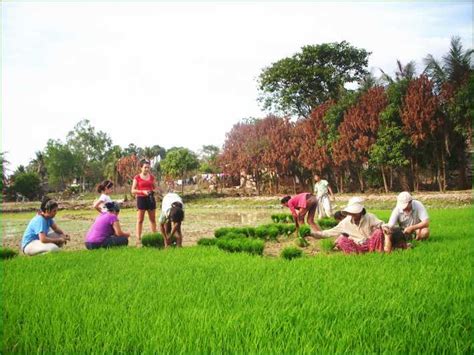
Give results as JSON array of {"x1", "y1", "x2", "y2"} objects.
[
  {"x1": 311, "y1": 198, "x2": 391, "y2": 254},
  {"x1": 385, "y1": 191, "x2": 430, "y2": 241},
  {"x1": 85, "y1": 202, "x2": 130, "y2": 250}
]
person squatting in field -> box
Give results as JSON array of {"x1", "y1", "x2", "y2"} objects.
[
  {"x1": 131, "y1": 159, "x2": 162, "y2": 245},
  {"x1": 93, "y1": 179, "x2": 114, "y2": 213},
  {"x1": 84, "y1": 202, "x2": 130, "y2": 249},
  {"x1": 281, "y1": 193, "x2": 322, "y2": 235},
  {"x1": 311, "y1": 197, "x2": 407, "y2": 254},
  {"x1": 383, "y1": 191, "x2": 430, "y2": 242},
  {"x1": 313, "y1": 173, "x2": 335, "y2": 218},
  {"x1": 159, "y1": 193, "x2": 185, "y2": 248},
  {"x1": 21, "y1": 197, "x2": 70, "y2": 256}
]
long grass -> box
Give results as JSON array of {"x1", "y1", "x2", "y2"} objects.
[{"x1": 2, "y1": 208, "x2": 472, "y2": 353}]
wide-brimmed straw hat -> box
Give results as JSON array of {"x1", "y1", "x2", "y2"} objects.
[{"x1": 342, "y1": 202, "x2": 364, "y2": 214}]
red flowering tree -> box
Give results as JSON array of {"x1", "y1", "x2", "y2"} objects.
[{"x1": 332, "y1": 87, "x2": 388, "y2": 192}]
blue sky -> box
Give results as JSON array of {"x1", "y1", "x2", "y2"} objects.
[{"x1": 1, "y1": 1, "x2": 472, "y2": 172}]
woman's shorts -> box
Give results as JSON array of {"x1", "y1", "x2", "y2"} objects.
[{"x1": 137, "y1": 195, "x2": 156, "y2": 210}]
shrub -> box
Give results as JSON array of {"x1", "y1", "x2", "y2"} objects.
[
  {"x1": 141, "y1": 233, "x2": 164, "y2": 248},
  {"x1": 0, "y1": 248, "x2": 18, "y2": 260},
  {"x1": 197, "y1": 238, "x2": 217, "y2": 246},
  {"x1": 320, "y1": 239, "x2": 335, "y2": 253},
  {"x1": 281, "y1": 246, "x2": 303, "y2": 260},
  {"x1": 12, "y1": 172, "x2": 41, "y2": 200}
]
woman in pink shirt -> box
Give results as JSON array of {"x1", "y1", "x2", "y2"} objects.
[{"x1": 281, "y1": 192, "x2": 321, "y2": 234}]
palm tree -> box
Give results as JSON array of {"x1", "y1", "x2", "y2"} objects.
[
  {"x1": 1, "y1": 152, "x2": 10, "y2": 190},
  {"x1": 423, "y1": 36, "x2": 473, "y2": 189},
  {"x1": 423, "y1": 36, "x2": 473, "y2": 92},
  {"x1": 379, "y1": 60, "x2": 417, "y2": 84}
]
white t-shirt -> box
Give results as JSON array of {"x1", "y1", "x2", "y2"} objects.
[
  {"x1": 97, "y1": 194, "x2": 113, "y2": 213},
  {"x1": 161, "y1": 193, "x2": 184, "y2": 214},
  {"x1": 388, "y1": 199, "x2": 429, "y2": 229},
  {"x1": 314, "y1": 180, "x2": 329, "y2": 197}
]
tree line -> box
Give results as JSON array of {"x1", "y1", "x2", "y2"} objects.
[
  {"x1": 220, "y1": 37, "x2": 473, "y2": 194},
  {"x1": 2, "y1": 37, "x2": 472, "y2": 199}
]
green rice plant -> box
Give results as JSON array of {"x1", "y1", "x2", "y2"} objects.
[
  {"x1": 298, "y1": 225, "x2": 311, "y2": 238},
  {"x1": 233, "y1": 227, "x2": 256, "y2": 237},
  {"x1": 0, "y1": 247, "x2": 18, "y2": 260},
  {"x1": 296, "y1": 236, "x2": 309, "y2": 247},
  {"x1": 197, "y1": 238, "x2": 217, "y2": 246},
  {"x1": 320, "y1": 239, "x2": 335, "y2": 253},
  {"x1": 280, "y1": 246, "x2": 303, "y2": 260},
  {"x1": 266, "y1": 225, "x2": 280, "y2": 240},
  {"x1": 221, "y1": 232, "x2": 247, "y2": 240},
  {"x1": 216, "y1": 237, "x2": 264, "y2": 255},
  {"x1": 214, "y1": 227, "x2": 233, "y2": 238},
  {"x1": 318, "y1": 217, "x2": 338, "y2": 229},
  {"x1": 270, "y1": 213, "x2": 293, "y2": 223},
  {"x1": 141, "y1": 232, "x2": 164, "y2": 248},
  {"x1": 254, "y1": 226, "x2": 269, "y2": 239}
]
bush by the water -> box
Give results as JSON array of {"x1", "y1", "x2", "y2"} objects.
[
  {"x1": 281, "y1": 246, "x2": 303, "y2": 260},
  {"x1": 0, "y1": 248, "x2": 18, "y2": 260},
  {"x1": 141, "y1": 233, "x2": 164, "y2": 248},
  {"x1": 197, "y1": 238, "x2": 217, "y2": 246},
  {"x1": 216, "y1": 237, "x2": 264, "y2": 255}
]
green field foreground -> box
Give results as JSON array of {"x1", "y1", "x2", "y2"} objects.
[{"x1": 2, "y1": 208, "x2": 472, "y2": 353}]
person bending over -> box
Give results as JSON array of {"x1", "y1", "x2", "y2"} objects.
[
  {"x1": 159, "y1": 193, "x2": 185, "y2": 247},
  {"x1": 280, "y1": 193, "x2": 321, "y2": 235},
  {"x1": 85, "y1": 202, "x2": 130, "y2": 250},
  {"x1": 21, "y1": 198, "x2": 70, "y2": 256}
]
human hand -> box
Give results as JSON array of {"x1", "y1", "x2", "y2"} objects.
[{"x1": 403, "y1": 226, "x2": 413, "y2": 235}]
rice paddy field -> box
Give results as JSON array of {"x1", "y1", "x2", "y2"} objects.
[{"x1": 1, "y1": 197, "x2": 473, "y2": 353}]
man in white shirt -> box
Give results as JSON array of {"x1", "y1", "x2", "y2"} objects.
[
  {"x1": 385, "y1": 191, "x2": 430, "y2": 241},
  {"x1": 159, "y1": 193, "x2": 185, "y2": 247},
  {"x1": 313, "y1": 173, "x2": 334, "y2": 218}
]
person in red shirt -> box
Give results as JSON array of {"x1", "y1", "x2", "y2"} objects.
[
  {"x1": 131, "y1": 159, "x2": 162, "y2": 245},
  {"x1": 281, "y1": 192, "x2": 321, "y2": 235}
]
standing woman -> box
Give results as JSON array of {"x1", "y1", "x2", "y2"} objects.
[
  {"x1": 93, "y1": 180, "x2": 114, "y2": 213},
  {"x1": 131, "y1": 159, "x2": 161, "y2": 245}
]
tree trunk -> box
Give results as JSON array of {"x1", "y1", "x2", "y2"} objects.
[
  {"x1": 292, "y1": 176, "x2": 297, "y2": 195},
  {"x1": 389, "y1": 167, "x2": 393, "y2": 190},
  {"x1": 381, "y1": 166, "x2": 389, "y2": 193},
  {"x1": 357, "y1": 169, "x2": 365, "y2": 193}
]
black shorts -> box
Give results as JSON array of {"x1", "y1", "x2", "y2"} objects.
[{"x1": 137, "y1": 195, "x2": 156, "y2": 210}]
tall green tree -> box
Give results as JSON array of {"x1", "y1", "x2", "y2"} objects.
[
  {"x1": 257, "y1": 41, "x2": 370, "y2": 117},
  {"x1": 43, "y1": 139, "x2": 81, "y2": 190},
  {"x1": 66, "y1": 119, "x2": 113, "y2": 188},
  {"x1": 12, "y1": 172, "x2": 41, "y2": 200},
  {"x1": 199, "y1": 145, "x2": 220, "y2": 174},
  {"x1": 160, "y1": 148, "x2": 199, "y2": 193}
]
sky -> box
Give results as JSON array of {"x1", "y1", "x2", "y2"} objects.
[{"x1": 1, "y1": 1, "x2": 472, "y2": 172}]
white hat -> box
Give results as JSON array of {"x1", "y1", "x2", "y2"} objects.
[
  {"x1": 397, "y1": 191, "x2": 413, "y2": 211},
  {"x1": 343, "y1": 202, "x2": 364, "y2": 214},
  {"x1": 348, "y1": 196, "x2": 365, "y2": 206}
]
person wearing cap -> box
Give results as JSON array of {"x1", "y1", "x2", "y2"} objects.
[
  {"x1": 159, "y1": 193, "x2": 185, "y2": 247},
  {"x1": 85, "y1": 202, "x2": 130, "y2": 250},
  {"x1": 311, "y1": 198, "x2": 391, "y2": 254},
  {"x1": 385, "y1": 191, "x2": 429, "y2": 241},
  {"x1": 313, "y1": 173, "x2": 334, "y2": 218},
  {"x1": 281, "y1": 193, "x2": 322, "y2": 234}
]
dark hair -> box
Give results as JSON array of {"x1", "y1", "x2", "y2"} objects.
[
  {"x1": 40, "y1": 197, "x2": 58, "y2": 213},
  {"x1": 169, "y1": 205, "x2": 184, "y2": 223},
  {"x1": 97, "y1": 180, "x2": 113, "y2": 193},
  {"x1": 140, "y1": 159, "x2": 151, "y2": 167},
  {"x1": 280, "y1": 196, "x2": 291, "y2": 204},
  {"x1": 105, "y1": 202, "x2": 120, "y2": 213},
  {"x1": 334, "y1": 211, "x2": 345, "y2": 221},
  {"x1": 361, "y1": 208, "x2": 367, "y2": 216}
]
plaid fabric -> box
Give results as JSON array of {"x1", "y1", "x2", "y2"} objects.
[{"x1": 335, "y1": 229, "x2": 384, "y2": 254}]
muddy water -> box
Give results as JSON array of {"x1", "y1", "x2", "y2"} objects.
[{"x1": 2, "y1": 208, "x2": 279, "y2": 252}]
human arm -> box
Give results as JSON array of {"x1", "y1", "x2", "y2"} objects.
[
  {"x1": 328, "y1": 185, "x2": 334, "y2": 200},
  {"x1": 51, "y1": 222, "x2": 70, "y2": 241},
  {"x1": 311, "y1": 222, "x2": 343, "y2": 238},
  {"x1": 112, "y1": 221, "x2": 130, "y2": 238},
  {"x1": 403, "y1": 219, "x2": 429, "y2": 235},
  {"x1": 93, "y1": 199, "x2": 104, "y2": 213},
  {"x1": 39, "y1": 223, "x2": 69, "y2": 246}
]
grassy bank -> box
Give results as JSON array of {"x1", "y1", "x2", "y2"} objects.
[{"x1": 2, "y1": 208, "x2": 472, "y2": 353}]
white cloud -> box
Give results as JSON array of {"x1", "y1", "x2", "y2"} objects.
[{"x1": 2, "y1": 1, "x2": 472, "y2": 170}]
